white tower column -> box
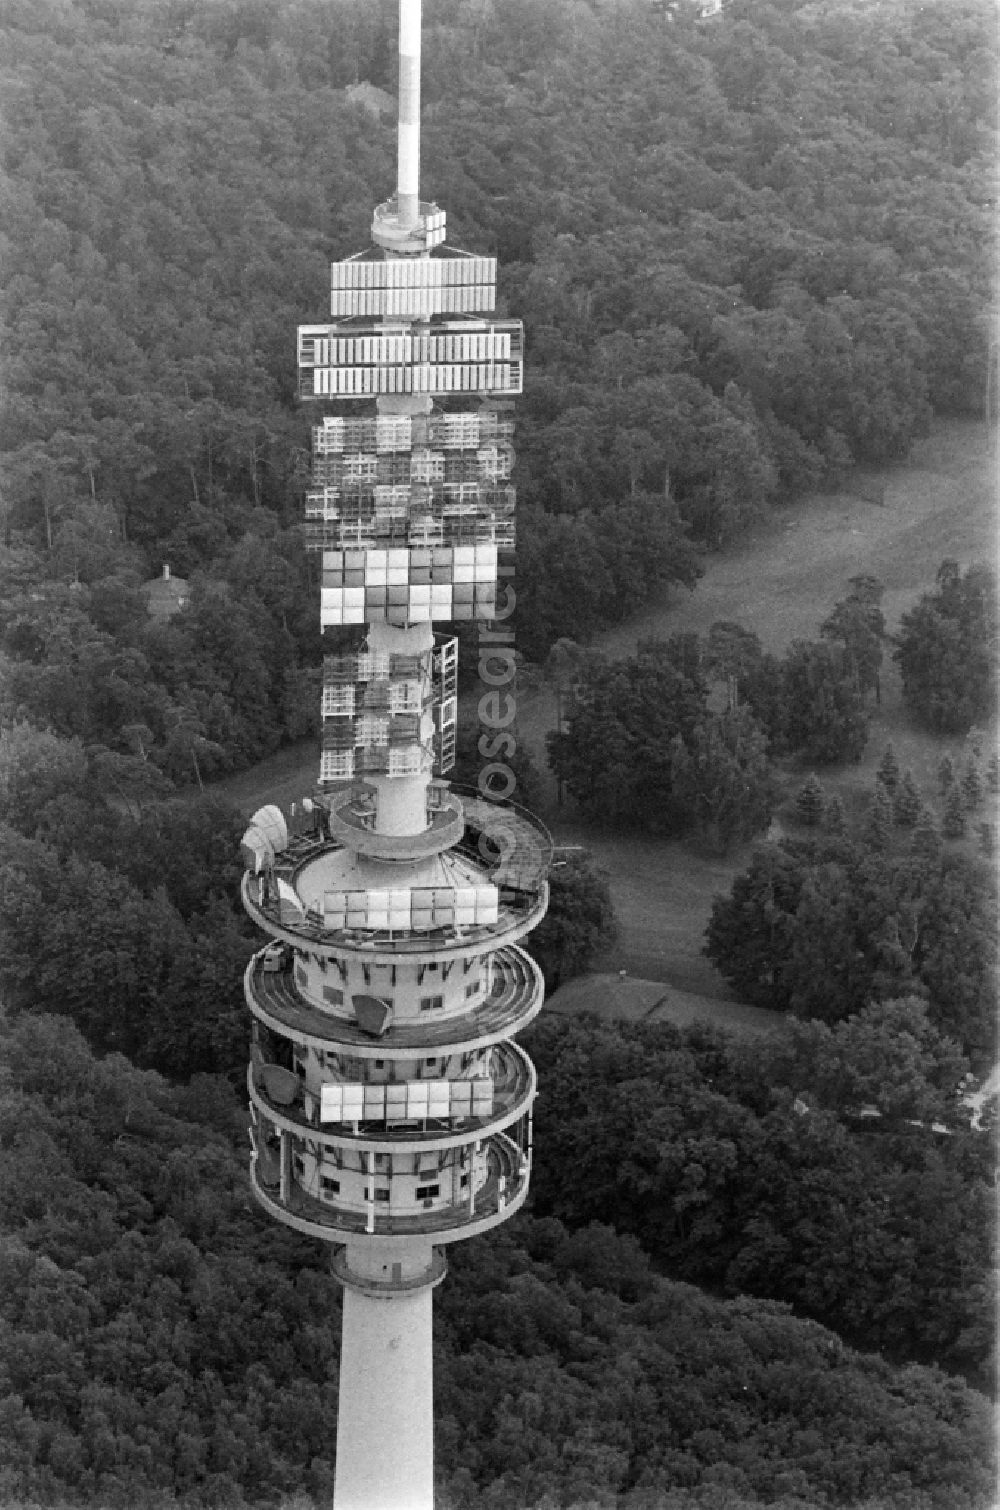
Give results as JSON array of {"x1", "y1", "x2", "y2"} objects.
[
  {"x1": 396, "y1": 0, "x2": 421, "y2": 229},
  {"x1": 333, "y1": 1239, "x2": 437, "y2": 1510}
]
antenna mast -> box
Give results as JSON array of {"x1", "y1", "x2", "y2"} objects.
[{"x1": 397, "y1": 0, "x2": 421, "y2": 230}]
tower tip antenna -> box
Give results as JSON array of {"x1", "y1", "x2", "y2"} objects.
[{"x1": 397, "y1": 0, "x2": 421, "y2": 230}]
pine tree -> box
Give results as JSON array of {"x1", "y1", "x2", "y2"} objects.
[
  {"x1": 938, "y1": 754, "x2": 955, "y2": 795},
  {"x1": 943, "y1": 782, "x2": 967, "y2": 838},
  {"x1": 960, "y1": 757, "x2": 983, "y2": 812},
  {"x1": 877, "y1": 743, "x2": 900, "y2": 793},
  {"x1": 867, "y1": 782, "x2": 894, "y2": 851},
  {"x1": 824, "y1": 793, "x2": 847, "y2": 836},
  {"x1": 795, "y1": 772, "x2": 826, "y2": 827},
  {"x1": 911, "y1": 807, "x2": 942, "y2": 863},
  {"x1": 893, "y1": 769, "x2": 922, "y2": 826}
]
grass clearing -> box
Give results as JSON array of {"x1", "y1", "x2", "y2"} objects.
[
  {"x1": 593, "y1": 417, "x2": 995, "y2": 661},
  {"x1": 545, "y1": 973, "x2": 786, "y2": 1036}
]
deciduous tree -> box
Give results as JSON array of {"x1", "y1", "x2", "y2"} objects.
[
  {"x1": 704, "y1": 835, "x2": 995, "y2": 1050},
  {"x1": 779, "y1": 640, "x2": 870, "y2": 763},
  {"x1": 795, "y1": 772, "x2": 826, "y2": 827},
  {"x1": 524, "y1": 853, "x2": 617, "y2": 992},
  {"x1": 821, "y1": 576, "x2": 887, "y2": 703},
  {"x1": 548, "y1": 642, "x2": 772, "y2": 846},
  {"x1": 895, "y1": 561, "x2": 997, "y2": 734},
  {"x1": 667, "y1": 708, "x2": 774, "y2": 851}
]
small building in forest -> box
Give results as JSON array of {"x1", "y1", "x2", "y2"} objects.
[{"x1": 141, "y1": 563, "x2": 189, "y2": 620}]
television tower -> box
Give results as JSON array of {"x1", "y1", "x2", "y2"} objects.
[{"x1": 240, "y1": 4, "x2": 549, "y2": 1507}]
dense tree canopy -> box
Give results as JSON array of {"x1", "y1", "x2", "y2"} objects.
[
  {"x1": 821, "y1": 574, "x2": 887, "y2": 702},
  {"x1": 526, "y1": 1009, "x2": 994, "y2": 1386},
  {"x1": 545, "y1": 584, "x2": 893, "y2": 837},
  {"x1": 765, "y1": 636, "x2": 872, "y2": 762},
  {"x1": 894, "y1": 560, "x2": 997, "y2": 734},
  {"x1": 708, "y1": 581, "x2": 885, "y2": 765},
  {"x1": 522, "y1": 851, "x2": 618, "y2": 992},
  {"x1": 547, "y1": 638, "x2": 775, "y2": 847},
  {"x1": 0, "y1": 723, "x2": 253, "y2": 1080},
  {"x1": 0, "y1": 1011, "x2": 994, "y2": 1510},
  {"x1": 698, "y1": 594, "x2": 880, "y2": 766},
  {"x1": 0, "y1": 1, "x2": 995, "y2": 1502},
  {"x1": 0, "y1": 0, "x2": 994, "y2": 719},
  {"x1": 704, "y1": 835, "x2": 997, "y2": 1055},
  {"x1": 0, "y1": 821, "x2": 253, "y2": 1076}
]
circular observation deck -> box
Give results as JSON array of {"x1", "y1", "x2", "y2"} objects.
[
  {"x1": 241, "y1": 795, "x2": 552, "y2": 963},
  {"x1": 245, "y1": 943, "x2": 543, "y2": 1058},
  {"x1": 248, "y1": 1039, "x2": 536, "y2": 1154},
  {"x1": 371, "y1": 194, "x2": 446, "y2": 255},
  {"x1": 326, "y1": 788, "x2": 465, "y2": 862},
  {"x1": 250, "y1": 1131, "x2": 529, "y2": 1247},
  {"x1": 451, "y1": 787, "x2": 553, "y2": 893}
]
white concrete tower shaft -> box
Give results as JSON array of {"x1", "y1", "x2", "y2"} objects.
[
  {"x1": 396, "y1": 0, "x2": 421, "y2": 230},
  {"x1": 335, "y1": 1284, "x2": 434, "y2": 1510},
  {"x1": 332, "y1": 1239, "x2": 439, "y2": 1510}
]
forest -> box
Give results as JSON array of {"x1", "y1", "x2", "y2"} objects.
[
  {"x1": 0, "y1": 0, "x2": 996, "y2": 1504},
  {"x1": 2, "y1": 0, "x2": 995, "y2": 719},
  {"x1": 0, "y1": 1011, "x2": 994, "y2": 1510}
]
